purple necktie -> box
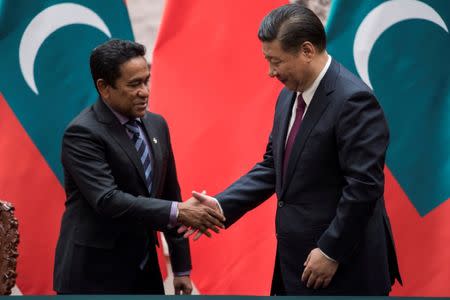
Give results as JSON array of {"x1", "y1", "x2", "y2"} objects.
[
  {"x1": 125, "y1": 120, "x2": 153, "y2": 193},
  {"x1": 283, "y1": 94, "x2": 306, "y2": 177}
]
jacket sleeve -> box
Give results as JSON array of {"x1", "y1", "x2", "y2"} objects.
[
  {"x1": 216, "y1": 132, "x2": 277, "y2": 227},
  {"x1": 317, "y1": 91, "x2": 389, "y2": 263},
  {"x1": 156, "y1": 117, "x2": 192, "y2": 274}
]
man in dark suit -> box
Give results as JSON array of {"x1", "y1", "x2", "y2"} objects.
[
  {"x1": 191, "y1": 4, "x2": 402, "y2": 296},
  {"x1": 53, "y1": 39, "x2": 224, "y2": 294}
]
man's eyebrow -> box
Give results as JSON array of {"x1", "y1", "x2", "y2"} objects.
[{"x1": 128, "y1": 74, "x2": 150, "y2": 83}]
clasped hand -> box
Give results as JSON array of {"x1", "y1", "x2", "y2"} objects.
[
  {"x1": 177, "y1": 191, "x2": 222, "y2": 240},
  {"x1": 177, "y1": 191, "x2": 224, "y2": 238}
]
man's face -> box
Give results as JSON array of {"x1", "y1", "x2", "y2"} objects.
[
  {"x1": 262, "y1": 39, "x2": 312, "y2": 92},
  {"x1": 101, "y1": 56, "x2": 150, "y2": 118}
]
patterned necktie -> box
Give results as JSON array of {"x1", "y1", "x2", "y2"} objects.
[
  {"x1": 283, "y1": 94, "x2": 306, "y2": 177},
  {"x1": 125, "y1": 120, "x2": 153, "y2": 193}
]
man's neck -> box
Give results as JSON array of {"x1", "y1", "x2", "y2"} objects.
[{"x1": 301, "y1": 51, "x2": 329, "y2": 92}]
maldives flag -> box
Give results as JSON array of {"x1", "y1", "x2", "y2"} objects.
[
  {"x1": 151, "y1": 0, "x2": 286, "y2": 295},
  {"x1": 326, "y1": 0, "x2": 450, "y2": 296},
  {"x1": 0, "y1": 0, "x2": 134, "y2": 294}
]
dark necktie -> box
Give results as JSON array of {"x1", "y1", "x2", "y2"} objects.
[
  {"x1": 283, "y1": 94, "x2": 306, "y2": 177},
  {"x1": 125, "y1": 120, "x2": 153, "y2": 193},
  {"x1": 125, "y1": 120, "x2": 157, "y2": 269}
]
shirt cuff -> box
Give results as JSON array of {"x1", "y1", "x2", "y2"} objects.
[
  {"x1": 173, "y1": 270, "x2": 191, "y2": 277},
  {"x1": 212, "y1": 197, "x2": 224, "y2": 215},
  {"x1": 319, "y1": 248, "x2": 337, "y2": 262},
  {"x1": 168, "y1": 201, "x2": 179, "y2": 228}
]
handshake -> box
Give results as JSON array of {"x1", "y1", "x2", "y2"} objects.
[{"x1": 176, "y1": 191, "x2": 224, "y2": 241}]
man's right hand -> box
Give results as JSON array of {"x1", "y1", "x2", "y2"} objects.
[
  {"x1": 178, "y1": 191, "x2": 223, "y2": 240},
  {"x1": 177, "y1": 197, "x2": 225, "y2": 237}
]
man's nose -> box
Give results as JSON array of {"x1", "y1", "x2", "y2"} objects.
[
  {"x1": 269, "y1": 66, "x2": 277, "y2": 78},
  {"x1": 138, "y1": 83, "x2": 149, "y2": 97}
]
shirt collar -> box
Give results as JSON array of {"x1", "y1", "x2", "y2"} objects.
[{"x1": 298, "y1": 54, "x2": 332, "y2": 107}]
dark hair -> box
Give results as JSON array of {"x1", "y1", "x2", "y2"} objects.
[
  {"x1": 258, "y1": 4, "x2": 326, "y2": 53},
  {"x1": 89, "y1": 39, "x2": 146, "y2": 91}
]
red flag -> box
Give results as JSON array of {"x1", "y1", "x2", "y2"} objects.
[
  {"x1": 386, "y1": 167, "x2": 450, "y2": 297},
  {"x1": 0, "y1": 94, "x2": 65, "y2": 294},
  {"x1": 151, "y1": 0, "x2": 287, "y2": 294}
]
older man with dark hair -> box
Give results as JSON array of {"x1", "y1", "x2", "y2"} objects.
[
  {"x1": 192, "y1": 4, "x2": 402, "y2": 295},
  {"x1": 53, "y1": 39, "x2": 224, "y2": 294}
]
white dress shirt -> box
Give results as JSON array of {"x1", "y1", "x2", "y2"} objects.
[{"x1": 285, "y1": 54, "x2": 332, "y2": 144}]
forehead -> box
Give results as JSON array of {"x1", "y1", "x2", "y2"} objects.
[{"x1": 118, "y1": 56, "x2": 149, "y2": 80}]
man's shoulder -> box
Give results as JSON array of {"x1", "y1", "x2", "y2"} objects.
[
  {"x1": 331, "y1": 60, "x2": 386, "y2": 120},
  {"x1": 333, "y1": 60, "x2": 373, "y2": 95},
  {"x1": 142, "y1": 111, "x2": 169, "y2": 132},
  {"x1": 65, "y1": 104, "x2": 98, "y2": 133},
  {"x1": 278, "y1": 86, "x2": 293, "y2": 98},
  {"x1": 275, "y1": 87, "x2": 295, "y2": 108},
  {"x1": 144, "y1": 111, "x2": 166, "y2": 124}
]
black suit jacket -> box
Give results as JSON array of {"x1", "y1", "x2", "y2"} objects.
[
  {"x1": 217, "y1": 59, "x2": 401, "y2": 295},
  {"x1": 53, "y1": 99, "x2": 191, "y2": 293}
]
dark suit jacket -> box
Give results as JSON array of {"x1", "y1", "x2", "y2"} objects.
[
  {"x1": 217, "y1": 59, "x2": 401, "y2": 295},
  {"x1": 53, "y1": 99, "x2": 191, "y2": 293}
]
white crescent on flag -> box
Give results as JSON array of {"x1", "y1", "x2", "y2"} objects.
[
  {"x1": 353, "y1": 0, "x2": 448, "y2": 89},
  {"x1": 19, "y1": 3, "x2": 111, "y2": 94}
]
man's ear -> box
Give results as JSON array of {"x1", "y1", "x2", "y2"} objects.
[
  {"x1": 96, "y1": 79, "x2": 109, "y2": 99},
  {"x1": 300, "y1": 41, "x2": 315, "y2": 61}
]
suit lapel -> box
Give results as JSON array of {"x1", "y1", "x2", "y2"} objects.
[
  {"x1": 94, "y1": 100, "x2": 149, "y2": 191},
  {"x1": 141, "y1": 114, "x2": 163, "y2": 197},
  {"x1": 274, "y1": 90, "x2": 296, "y2": 193},
  {"x1": 281, "y1": 60, "x2": 339, "y2": 195}
]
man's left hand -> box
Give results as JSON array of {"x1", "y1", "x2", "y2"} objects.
[
  {"x1": 173, "y1": 275, "x2": 193, "y2": 295},
  {"x1": 301, "y1": 248, "x2": 338, "y2": 289}
]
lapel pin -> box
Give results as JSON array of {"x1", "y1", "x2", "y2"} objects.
[{"x1": 152, "y1": 137, "x2": 158, "y2": 144}]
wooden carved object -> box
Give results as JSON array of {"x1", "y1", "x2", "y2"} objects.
[{"x1": 0, "y1": 201, "x2": 19, "y2": 295}]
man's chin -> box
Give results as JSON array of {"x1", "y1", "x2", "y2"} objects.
[
  {"x1": 281, "y1": 80, "x2": 296, "y2": 91},
  {"x1": 284, "y1": 84, "x2": 297, "y2": 92},
  {"x1": 136, "y1": 111, "x2": 146, "y2": 118},
  {"x1": 131, "y1": 109, "x2": 146, "y2": 118}
]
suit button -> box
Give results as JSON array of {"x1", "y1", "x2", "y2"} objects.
[{"x1": 278, "y1": 201, "x2": 284, "y2": 207}]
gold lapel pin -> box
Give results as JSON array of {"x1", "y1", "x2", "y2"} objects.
[{"x1": 152, "y1": 137, "x2": 158, "y2": 144}]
